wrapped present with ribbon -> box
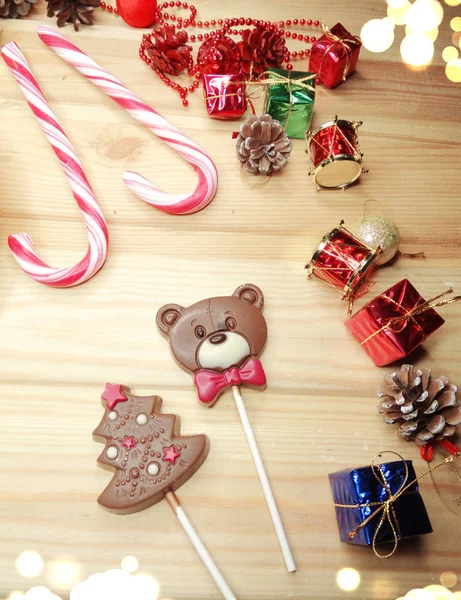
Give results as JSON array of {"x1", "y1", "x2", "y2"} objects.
[
  {"x1": 263, "y1": 67, "x2": 316, "y2": 139},
  {"x1": 329, "y1": 452, "x2": 434, "y2": 557},
  {"x1": 345, "y1": 279, "x2": 461, "y2": 367},
  {"x1": 309, "y1": 22, "x2": 361, "y2": 89},
  {"x1": 203, "y1": 73, "x2": 247, "y2": 120}
]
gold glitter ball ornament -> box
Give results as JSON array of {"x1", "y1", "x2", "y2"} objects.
[{"x1": 351, "y1": 215, "x2": 400, "y2": 265}]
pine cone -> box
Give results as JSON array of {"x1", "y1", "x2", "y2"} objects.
[
  {"x1": 0, "y1": 0, "x2": 38, "y2": 18},
  {"x1": 378, "y1": 364, "x2": 461, "y2": 446},
  {"x1": 237, "y1": 26, "x2": 286, "y2": 78},
  {"x1": 46, "y1": 0, "x2": 101, "y2": 31},
  {"x1": 236, "y1": 114, "x2": 292, "y2": 175},
  {"x1": 143, "y1": 25, "x2": 192, "y2": 76}
]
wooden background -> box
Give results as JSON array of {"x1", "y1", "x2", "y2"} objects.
[{"x1": 1, "y1": 1, "x2": 461, "y2": 598}]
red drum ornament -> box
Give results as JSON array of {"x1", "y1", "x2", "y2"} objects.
[
  {"x1": 197, "y1": 37, "x2": 241, "y2": 75},
  {"x1": 307, "y1": 223, "x2": 381, "y2": 302},
  {"x1": 305, "y1": 116, "x2": 367, "y2": 190}
]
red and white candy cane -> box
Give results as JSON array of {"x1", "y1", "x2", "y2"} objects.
[
  {"x1": 37, "y1": 25, "x2": 218, "y2": 216},
  {"x1": 1, "y1": 42, "x2": 108, "y2": 287}
]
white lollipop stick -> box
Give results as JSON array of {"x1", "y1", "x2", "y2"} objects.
[
  {"x1": 1, "y1": 42, "x2": 108, "y2": 287},
  {"x1": 166, "y1": 492, "x2": 237, "y2": 600},
  {"x1": 37, "y1": 25, "x2": 218, "y2": 216},
  {"x1": 232, "y1": 386, "x2": 296, "y2": 573}
]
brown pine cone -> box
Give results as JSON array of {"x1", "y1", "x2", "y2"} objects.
[
  {"x1": 378, "y1": 364, "x2": 461, "y2": 446},
  {"x1": 46, "y1": 0, "x2": 101, "y2": 30},
  {"x1": 236, "y1": 114, "x2": 292, "y2": 175},
  {"x1": 143, "y1": 25, "x2": 192, "y2": 76},
  {"x1": 237, "y1": 26, "x2": 286, "y2": 78},
  {"x1": 0, "y1": 0, "x2": 38, "y2": 18}
]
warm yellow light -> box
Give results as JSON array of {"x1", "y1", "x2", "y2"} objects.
[
  {"x1": 446, "y1": 58, "x2": 461, "y2": 81},
  {"x1": 424, "y1": 584, "x2": 456, "y2": 600},
  {"x1": 24, "y1": 587, "x2": 62, "y2": 600},
  {"x1": 387, "y1": 0, "x2": 408, "y2": 6},
  {"x1": 7, "y1": 593, "x2": 26, "y2": 600},
  {"x1": 361, "y1": 19, "x2": 395, "y2": 52},
  {"x1": 16, "y1": 552, "x2": 44, "y2": 579},
  {"x1": 405, "y1": 590, "x2": 433, "y2": 600},
  {"x1": 442, "y1": 46, "x2": 459, "y2": 61},
  {"x1": 439, "y1": 574, "x2": 458, "y2": 590},
  {"x1": 400, "y1": 32, "x2": 435, "y2": 65},
  {"x1": 388, "y1": 1, "x2": 412, "y2": 25},
  {"x1": 48, "y1": 561, "x2": 80, "y2": 589},
  {"x1": 453, "y1": 592, "x2": 461, "y2": 599},
  {"x1": 133, "y1": 573, "x2": 159, "y2": 596},
  {"x1": 451, "y1": 16, "x2": 461, "y2": 30},
  {"x1": 121, "y1": 556, "x2": 139, "y2": 574},
  {"x1": 445, "y1": 0, "x2": 461, "y2": 5},
  {"x1": 70, "y1": 569, "x2": 159, "y2": 599},
  {"x1": 406, "y1": 0, "x2": 444, "y2": 31},
  {"x1": 406, "y1": 24, "x2": 438, "y2": 39},
  {"x1": 336, "y1": 568, "x2": 361, "y2": 592}
]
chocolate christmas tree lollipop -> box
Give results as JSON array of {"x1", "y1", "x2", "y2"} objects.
[
  {"x1": 94, "y1": 383, "x2": 236, "y2": 600},
  {"x1": 157, "y1": 284, "x2": 296, "y2": 572}
]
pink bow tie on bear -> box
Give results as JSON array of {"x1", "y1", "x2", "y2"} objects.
[{"x1": 194, "y1": 358, "x2": 266, "y2": 404}]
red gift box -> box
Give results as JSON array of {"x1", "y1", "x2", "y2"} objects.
[
  {"x1": 345, "y1": 279, "x2": 446, "y2": 367},
  {"x1": 309, "y1": 23, "x2": 361, "y2": 89},
  {"x1": 203, "y1": 73, "x2": 247, "y2": 120}
]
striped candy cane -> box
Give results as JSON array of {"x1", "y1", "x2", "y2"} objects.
[
  {"x1": 1, "y1": 42, "x2": 108, "y2": 288},
  {"x1": 37, "y1": 25, "x2": 218, "y2": 216}
]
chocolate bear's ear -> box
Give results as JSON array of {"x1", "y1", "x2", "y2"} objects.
[
  {"x1": 232, "y1": 283, "x2": 264, "y2": 310},
  {"x1": 156, "y1": 304, "x2": 184, "y2": 336}
]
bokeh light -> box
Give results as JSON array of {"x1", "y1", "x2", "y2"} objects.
[
  {"x1": 48, "y1": 561, "x2": 81, "y2": 589},
  {"x1": 424, "y1": 585, "x2": 455, "y2": 600},
  {"x1": 7, "y1": 593, "x2": 26, "y2": 600},
  {"x1": 404, "y1": 590, "x2": 433, "y2": 600},
  {"x1": 389, "y1": 1, "x2": 413, "y2": 25},
  {"x1": 400, "y1": 32, "x2": 435, "y2": 65},
  {"x1": 336, "y1": 568, "x2": 360, "y2": 592},
  {"x1": 451, "y1": 16, "x2": 461, "y2": 30},
  {"x1": 445, "y1": 0, "x2": 461, "y2": 5},
  {"x1": 452, "y1": 31, "x2": 461, "y2": 46},
  {"x1": 406, "y1": 0, "x2": 444, "y2": 31},
  {"x1": 16, "y1": 552, "x2": 44, "y2": 579},
  {"x1": 121, "y1": 556, "x2": 139, "y2": 574},
  {"x1": 442, "y1": 45, "x2": 459, "y2": 61},
  {"x1": 406, "y1": 24, "x2": 439, "y2": 39},
  {"x1": 24, "y1": 587, "x2": 62, "y2": 600},
  {"x1": 439, "y1": 573, "x2": 457, "y2": 589},
  {"x1": 446, "y1": 58, "x2": 461, "y2": 81},
  {"x1": 70, "y1": 569, "x2": 159, "y2": 600},
  {"x1": 361, "y1": 18, "x2": 396, "y2": 52}
]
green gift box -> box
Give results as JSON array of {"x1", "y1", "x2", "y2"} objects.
[{"x1": 264, "y1": 68, "x2": 316, "y2": 139}]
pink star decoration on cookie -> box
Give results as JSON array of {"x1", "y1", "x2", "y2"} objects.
[
  {"x1": 102, "y1": 383, "x2": 128, "y2": 410},
  {"x1": 162, "y1": 445, "x2": 181, "y2": 465},
  {"x1": 122, "y1": 436, "x2": 137, "y2": 450}
]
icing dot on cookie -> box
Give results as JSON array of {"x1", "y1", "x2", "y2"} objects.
[
  {"x1": 147, "y1": 462, "x2": 160, "y2": 476},
  {"x1": 106, "y1": 446, "x2": 118, "y2": 459},
  {"x1": 136, "y1": 413, "x2": 148, "y2": 426},
  {"x1": 108, "y1": 411, "x2": 117, "y2": 421}
]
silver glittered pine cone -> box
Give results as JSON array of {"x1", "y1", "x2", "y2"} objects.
[
  {"x1": 0, "y1": 0, "x2": 38, "y2": 18},
  {"x1": 236, "y1": 114, "x2": 292, "y2": 175},
  {"x1": 377, "y1": 364, "x2": 461, "y2": 446}
]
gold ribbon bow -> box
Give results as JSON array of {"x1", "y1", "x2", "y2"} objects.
[
  {"x1": 361, "y1": 287, "x2": 461, "y2": 346},
  {"x1": 318, "y1": 21, "x2": 361, "y2": 82},
  {"x1": 334, "y1": 450, "x2": 456, "y2": 558}
]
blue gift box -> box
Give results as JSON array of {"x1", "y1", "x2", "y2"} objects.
[{"x1": 329, "y1": 460, "x2": 433, "y2": 546}]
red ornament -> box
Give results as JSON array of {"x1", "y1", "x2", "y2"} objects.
[
  {"x1": 143, "y1": 25, "x2": 192, "y2": 76},
  {"x1": 116, "y1": 0, "x2": 157, "y2": 28},
  {"x1": 123, "y1": 436, "x2": 137, "y2": 450},
  {"x1": 162, "y1": 444, "x2": 181, "y2": 464},
  {"x1": 101, "y1": 383, "x2": 128, "y2": 410},
  {"x1": 197, "y1": 36, "x2": 241, "y2": 75},
  {"x1": 237, "y1": 26, "x2": 286, "y2": 78}
]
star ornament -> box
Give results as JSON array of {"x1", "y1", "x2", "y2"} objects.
[
  {"x1": 162, "y1": 444, "x2": 181, "y2": 465},
  {"x1": 102, "y1": 383, "x2": 128, "y2": 410},
  {"x1": 123, "y1": 436, "x2": 137, "y2": 450}
]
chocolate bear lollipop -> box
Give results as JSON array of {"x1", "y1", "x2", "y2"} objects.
[
  {"x1": 157, "y1": 284, "x2": 296, "y2": 573},
  {"x1": 94, "y1": 383, "x2": 236, "y2": 600}
]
